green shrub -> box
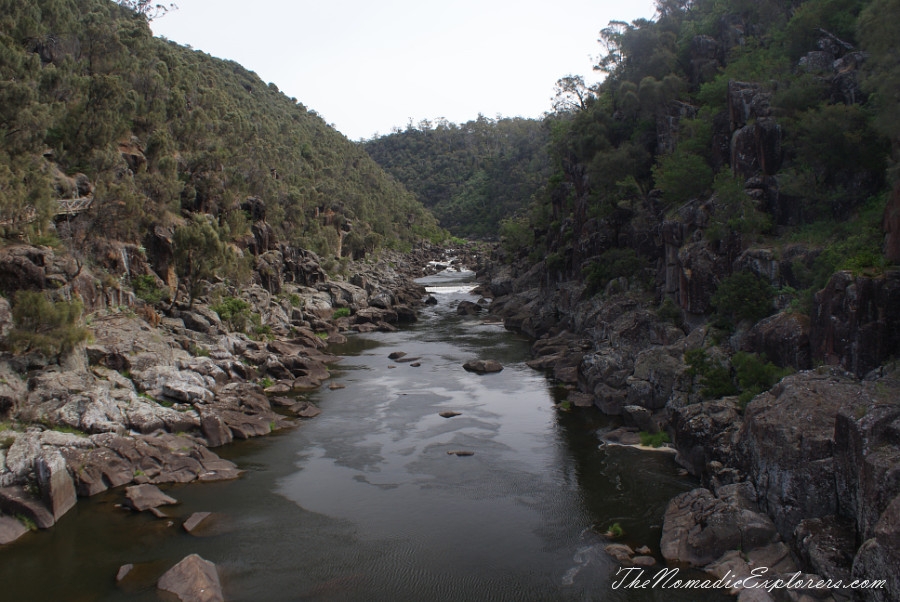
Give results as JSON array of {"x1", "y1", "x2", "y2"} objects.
[
  {"x1": 685, "y1": 348, "x2": 738, "y2": 400},
  {"x1": 212, "y1": 297, "x2": 251, "y2": 332},
  {"x1": 656, "y1": 297, "x2": 683, "y2": 328},
  {"x1": 582, "y1": 248, "x2": 648, "y2": 295},
  {"x1": 652, "y1": 149, "x2": 714, "y2": 206},
  {"x1": 711, "y1": 271, "x2": 775, "y2": 330},
  {"x1": 332, "y1": 307, "x2": 351, "y2": 318},
  {"x1": 731, "y1": 352, "x2": 794, "y2": 406},
  {"x1": 639, "y1": 431, "x2": 671, "y2": 448},
  {"x1": 131, "y1": 274, "x2": 167, "y2": 305},
  {"x1": 6, "y1": 291, "x2": 89, "y2": 359},
  {"x1": 686, "y1": 349, "x2": 794, "y2": 404}
]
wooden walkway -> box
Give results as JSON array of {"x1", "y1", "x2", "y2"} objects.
[{"x1": 0, "y1": 196, "x2": 94, "y2": 227}]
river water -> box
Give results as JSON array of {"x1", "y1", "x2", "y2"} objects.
[{"x1": 0, "y1": 268, "x2": 728, "y2": 601}]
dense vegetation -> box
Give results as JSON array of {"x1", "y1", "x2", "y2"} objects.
[
  {"x1": 498, "y1": 0, "x2": 897, "y2": 308},
  {"x1": 363, "y1": 116, "x2": 550, "y2": 238},
  {"x1": 0, "y1": 0, "x2": 442, "y2": 260}
]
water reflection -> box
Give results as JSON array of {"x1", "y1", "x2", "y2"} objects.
[{"x1": 0, "y1": 268, "x2": 728, "y2": 601}]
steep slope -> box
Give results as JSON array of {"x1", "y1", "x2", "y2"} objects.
[
  {"x1": 363, "y1": 116, "x2": 550, "y2": 238},
  {"x1": 0, "y1": 0, "x2": 441, "y2": 258}
]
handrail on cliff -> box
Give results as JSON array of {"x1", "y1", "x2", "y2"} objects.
[{"x1": 0, "y1": 196, "x2": 95, "y2": 227}]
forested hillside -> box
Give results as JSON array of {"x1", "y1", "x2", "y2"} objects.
[
  {"x1": 363, "y1": 116, "x2": 550, "y2": 238},
  {"x1": 501, "y1": 0, "x2": 898, "y2": 314},
  {"x1": 0, "y1": 0, "x2": 442, "y2": 263}
]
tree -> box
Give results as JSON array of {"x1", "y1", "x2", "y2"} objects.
[
  {"x1": 172, "y1": 215, "x2": 229, "y2": 307},
  {"x1": 6, "y1": 291, "x2": 89, "y2": 360},
  {"x1": 552, "y1": 75, "x2": 593, "y2": 113},
  {"x1": 115, "y1": 0, "x2": 177, "y2": 21}
]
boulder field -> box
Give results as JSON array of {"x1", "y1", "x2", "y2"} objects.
[
  {"x1": 0, "y1": 242, "x2": 453, "y2": 544},
  {"x1": 479, "y1": 252, "x2": 900, "y2": 602}
]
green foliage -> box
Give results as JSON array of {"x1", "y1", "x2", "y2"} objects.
[
  {"x1": 498, "y1": 215, "x2": 533, "y2": 255},
  {"x1": 731, "y1": 352, "x2": 795, "y2": 406},
  {"x1": 656, "y1": 297, "x2": 683, "y2": 328},
  {"x1": 605, "y1": 522, "x2": 624, "y2": 538},
  {"x1": 639, "y1": 430, "x2": 671, "y2": 447},
  {"x1": 211, "y1": 296, "x2": 251, "y2": 331},
  {"x1": 258, "y1": 377, "x2": 274, "y2": 389},
  {"x1": 685, "y1": 348, "x2": 793, "y2": 403},
  {"x1": 0, "y1": 0, "x2": 439, "y2": 252},
  {"x1": 6, "y1": 290, "x2": 89, "y2": 358},
  {"x1": 787, "y1": 193, "x2": 889, "y2": 310},
  {"x1": 858, "y1": 0, "x2": 900, "y2": 173},
  {"x1": 685, "y1": 348, "x2": 738, "y2": 399},
  {"x1": 131, "y1": 274, "x2": 167, "y2": 305},
  {"x1": 711, "y1": 271, "x2": 775, "y2": 330},
  {"x1": 582, "y1": 248, "x2": 648, "y2": 295},
  {"x1": 363, "y1": 116, "x2": 550, "y2": 238},
  {"x1": 710, "y1": 169, "x2": 772, "y2": 238},
  {"x1": 172, "y1": 216, "x2": 232, "y2": 306},
  {"x1": 652, "y1": 149, "x2": 713, "y2": 206},
  {"x1": 332, "y1": 307, "x2": 351, "y2": 318}
]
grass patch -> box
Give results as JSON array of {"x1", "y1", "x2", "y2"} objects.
[
  {"x1": 332, "y1": 307, "x2": 351, "y2": 318},
  {"x1": 639, "y1": 431, "x2": 671, "y2": 448},
  {"x1": 16, "y1": 514, "x2": 37, "y2": 531},
  {"x1": 606, "y1": 522, "x2": 624, "y2": 538}
]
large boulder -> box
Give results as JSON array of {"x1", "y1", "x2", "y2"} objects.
[
  {"x1": 737, "y1": 370, "x2": 856, "y2": 539},
  {"x1": 157, "y1": 554, "x2": 224, "y2": 602},
  {"x1": 660, "y1": 486, "x2": 780, "y2": 567},
  {"x1": 671, "y1": 398, "x2": 743, "y2": 481},
  {"x1": 744, "y1": 312, "x2": 811, "y2": 370},
  {"x1": 35, "y1": 448, "x2": 77, "y2": 521},
  {"x1": 833, "y1": 381, "x2": 900, "y2": 543}
]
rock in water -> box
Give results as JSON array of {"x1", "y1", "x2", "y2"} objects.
[
  {"x1": 462, "y1": 359, "x2": 503, "y2": 373},
  {"x1": 35, "y1": 449, "x2": 77, "y2": 521},
  {"x1": 182, "y1": 512, "x2": 212, "y2": 534},
  {"x1": 124, "y1": 484, "x2": 177, "y2": 512},
  {"x1": 439, "y1": 411, "x2": 461, "y2": 418},
  {"x1": 446, "y1": 450, "x2": 475, "y2": 456},
  {"x1": 157, "y1": 554, "x2": 223, "y2": 602}
]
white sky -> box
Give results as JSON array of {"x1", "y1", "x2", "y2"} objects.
[{"x1": 151, "y1": 0, "x2": 658, "y2": 141}]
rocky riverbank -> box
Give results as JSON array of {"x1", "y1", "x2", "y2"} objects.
[
  {"x1": 0, "y1": 241, "x2": 466, "y2": 551},
  {"x1": 478, "y1": 252, "x2": 900, "y2": 602}
]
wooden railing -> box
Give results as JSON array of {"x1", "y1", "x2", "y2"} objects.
[{"x1": 0, "y1": 196, "x2": 94, "y2": 227}]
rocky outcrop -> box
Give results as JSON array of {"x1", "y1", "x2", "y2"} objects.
[
  {"x1": 661, "y1": 483, "x2": 783, "y2": 568},
  {"x1": 0, "y1": 241, "x2": 436, "y2": 544},
  {"x1": 744, "y1": 312, "x2": 811, "y2": 370},
  {"x1": 810, "y1": 270, "x2": 900, "y2": 377},
  {"x1": 738, "y1": 370, "x2": 855, "y2": 539}
]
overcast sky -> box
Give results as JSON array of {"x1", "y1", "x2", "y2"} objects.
[{"x1": 151, "y1": 0, "x2": 658, "y2": 141}]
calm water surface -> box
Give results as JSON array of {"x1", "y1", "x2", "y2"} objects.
[{"x1": 0, "y1": 268, "x2": 728, "y2": 601}]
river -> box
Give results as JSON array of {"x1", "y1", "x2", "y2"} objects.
[{"x1": 0, "y1": 267, "x2": 728, "y2": 601}]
